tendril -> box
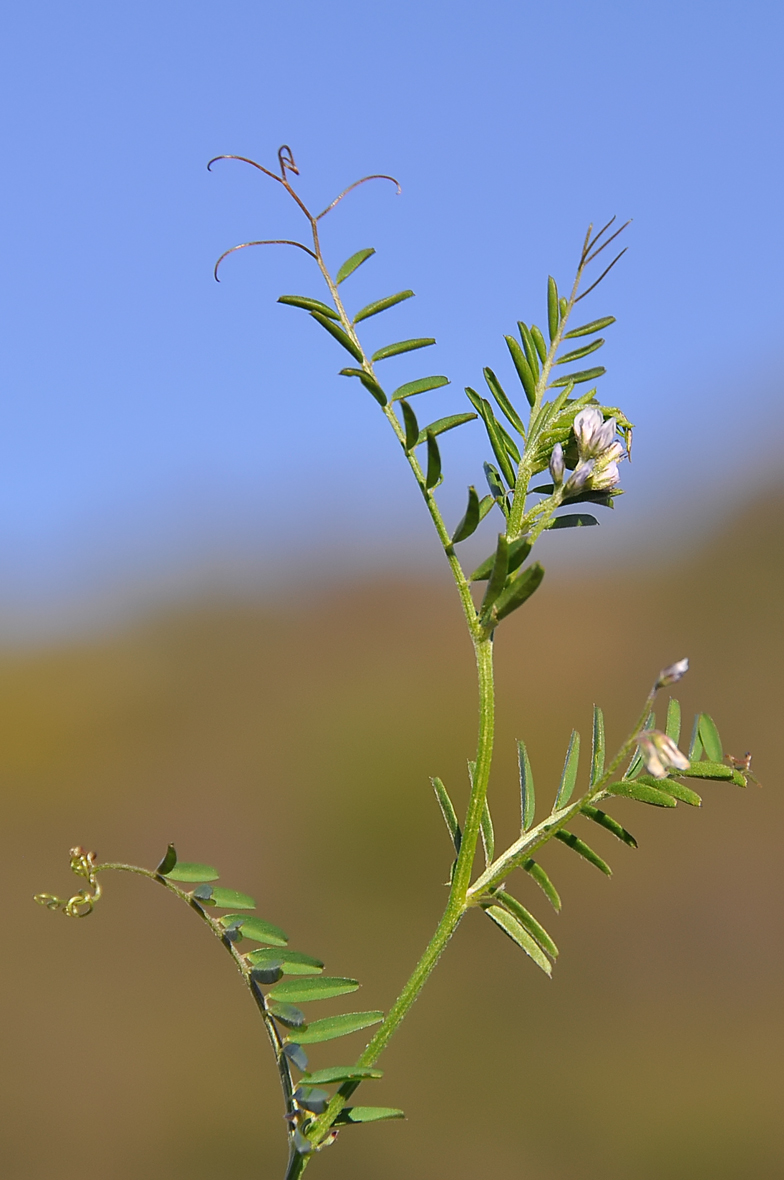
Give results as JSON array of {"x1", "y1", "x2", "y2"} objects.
[{"x1": 34, "y1": 847, "x2": 102, "y2": 917}]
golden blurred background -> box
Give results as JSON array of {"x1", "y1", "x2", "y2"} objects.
[{"x1": 1, "y1": 490, "x2": 781, "y2": 1180}]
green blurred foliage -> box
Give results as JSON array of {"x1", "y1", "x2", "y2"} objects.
[{"x1": 1, "y1": 493, "x2": 782, "y2": 1179}]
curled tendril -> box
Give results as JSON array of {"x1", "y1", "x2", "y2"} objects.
[
  {"x1": 34, "y1": 847, "x2": 102, "y2": 918},
  {"x1": 208, "y1": 144, "x2": 401, "y2": 280}
]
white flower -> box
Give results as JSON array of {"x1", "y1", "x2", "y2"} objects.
[
  {"x1": 637, "y1": 729, "x2": 691, "y2": 779},
  {"x1": 656, "y1": 658, "x2": 689, "y2": 689},
  {"x1": 574, "y1": 407, "x2": 616, "y2": 459}
]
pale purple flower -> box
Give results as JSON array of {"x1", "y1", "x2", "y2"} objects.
[
  {"x1": 637, "y1": 729, "x2": 691, "y2": 779},
  {"x1": 574, "y1": 407, "x2": 617, "y2": 459},
  {"x1": 549, "y1": 442, "x2": 565, "y2": 485},
  {"x1": 563, "y1": 459, "x2": 594, "y2": 497},
  {"x1": 656, "y1": 658, "x2": 690, "y2": 689}
]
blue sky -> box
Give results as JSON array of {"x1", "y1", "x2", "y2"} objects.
[{"x1": 2, "y1": 1, "x2": 783, "y2": 635}]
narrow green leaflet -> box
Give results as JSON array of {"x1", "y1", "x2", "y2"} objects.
[
  {"x1": 372, "y1": 338, "x2": 435, "y2": 363},
  {"x1": 192, "y1": 886, "x2": 256, "y2": 909},
  {"x1": 581, "y1": 805, "x2": 637, "y2": 848},
  {"x1": 554, "y1": 830, "x2": 612, "y2": 875},
  {"x1": 293, "y1": 1011, "x2": 384, "y2": 1045},
  {"x1": 494, "y1": 562, "x2": 545, "y2": 622},
  {"x1": 354, "y1": 289, "x2": 415, "y2": 323},
  {"x1": 665, "y1": 698, "x2": 682, "y2": 744},
  {"x1": 390, "y1": 376, "x2": 449, "y2": 401},
  {"x1": 480, "y1": 534, "x2": 510, "y2": 615},
  {"x1": 641, "y1": 777, "x2": 702, "y2": 806},
  {"x1": 246, "y1": 948, "x2": 323, "y2": 974},
  {"x1": 518, "y1": 739, "x2": 535, "y2": 831},
  {"x1": 523, "y1": 858, "x2": 561, "y2": 911},
  {"x1": 399, "y1": 400, "x2": 419, "y2": 452},
  {"x1": 688, "y1": 714, "x2": 704, "y2": 761},
  {"x1": 496, "y1": 419, "x2": 521, "y2": 464},
  {"x1": 480, "y1": 798, "x2": 495, "y2": 865},
  {"x1": 563, "y1": 315, "x2": 616, "y2": 339},
  {"x1": 504, "y1": 336, "x2": 536, "y2": 406},
  {"x1": 164, "y1": 861, "x2": 218, "y2": 883},
  {"x1": 309, "y1": 311, "x2": 364, "y2": 363},
  {"x1": 483, "y1": 462, "x2": 508, "y2": 514},
  {"x1": 452, "y1": 485, "x2": 481, "y2": 544},
  {"x1": 530, "y1": 325, "x2": 547, "y2": 364},
  {"x1": 559, "y1": 296, "x2": 568, "y2": 318},
  {"x1": 478, "y1": 493, "x2": 495, "y2": 522},
  {"x1": 495, "y1": 889, "x2": 558, "y2": 959},
  {"x1": 339, "y1": 367, "x2": 387, "y2": 406},
  {"x1": 698, "y1": 714, "x2": 723, "y2": 762},
  {"x1": 267, "y1": 1002, "x2": 307, "y2": 1029},
  {"x1": 431, "y1": 776, "x2": 461, "y2": 852},
  {"x1": 283, "y1": 1043, "x2": 309, "y2": 1072},
  {"x1": 678, "y1": 761, "x2": 738, "y2": 782},
  {"x1": 606, "y1": 781, "x2": 677, "y2": 807},
  {"x1": 268, "y1": 977, "x2": 360, "y2": 1004},
  {"x1": 156, "y1": 844, "x2": 178, "y2": 875},
  {"x1": 334, "y1": 1107, "x2": 405, "y2": 1124},
  {"x1": 416, "y1": 412, "x2": 477, "y2": 446},
  {"x1": 278, "y1": 294, "x2": 340, "y2": 320},
  {"x1": 483, "y1": 367, "x2": 527, "y2": 436},
  {"x1": 251, "y1": 962, "x2": 283, "y2": 984},
  {"x1": 591, "y1": 705, "x2": 606, "y2": 787},
  {"x1": 300, "y1": 1066, "x2": 383, "y2": 1086},
  {"x1": 547, "y1": 276, "x2": 559, "y2": 341},
  {"x1": 518, "y1": 323, "x2": 540, "y2": 379},
  {"x1": 469, "y1": 391, "x2": 516, "y2": 486},
  {"x1": 554, "y1": 730, "x2": 580, "y2": 809},
  {"x1": 425, "y1": 430, "x2": 441, "y2": 488},
  {"x1": 336, "y1": 247, "x2": 375, "y2": 284},
  {"x1": 556, "y1": 338, "x2": 604, "y2": 365},
  {"x1": 224, "y1": 915, "x2": 287, "y2": 945},
  {"x1": 484, "y1": 904, "x2": 552, "y2": 976},
  {"x1": 548, "y1": 514, "x2": 599, "y2": 529},
  {"x1": 550, "y1": 367, "x2": 606, "y2": 388},
  {"x1": 470, "y1": 536, "x2": 531, "y2": 581}
]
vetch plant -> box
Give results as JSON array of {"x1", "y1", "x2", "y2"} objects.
[{"x1": 36, "y1": 146, "x2": 754, "y2": 1179}]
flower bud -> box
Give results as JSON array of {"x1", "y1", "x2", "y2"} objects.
[
  {"x1": 656, "y1": 658, "x2": 689, "y2": 689},
  {"x1": 637, "y1": 729, "x2": 691, "y2": 779},
  {"x1": 549, "y1": 443, "x2": 565, "y2": 485}
]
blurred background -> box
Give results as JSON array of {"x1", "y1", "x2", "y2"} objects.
[{"x1": 1, "y1": 2, "x2": 782, "y2": 1178}]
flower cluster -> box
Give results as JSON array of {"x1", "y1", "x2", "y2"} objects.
[{"x1": 549, "y1": 407, "x2": 626, "y2": 498}]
